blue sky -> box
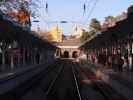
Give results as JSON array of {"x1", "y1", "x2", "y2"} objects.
[{"x1": 32, "y1": 0, "x2": 133, "y2": 35}]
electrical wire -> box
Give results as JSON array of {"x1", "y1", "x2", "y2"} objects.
[
  {"x1": 79, "y1": 0, "x2": 93, "y2": 24},
  {"x1": 82, "y1": 0, "x2": 99, "y2": 25}
]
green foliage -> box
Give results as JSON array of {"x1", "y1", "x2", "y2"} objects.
[
  {"x1": 81, "y1": 30, "x2": 95, "y2": 42},
  {"x1": 0, "y1": 0, "x2": 39, "y2": 18},
  {"x1": 81, "y1": 18, "x2": 101, "y2": 42},
  {"x1": 89, "y1": 18, "x2": 101, "y2": 32},
  {"x1": 105, "y1": 16, "x2": 115, "y2": 22},
  {"x1": 105, "y1": 16, "x2": 115, "y2": 26},
  {"x1": 81, "y1": 30, "x2": 89, "y2": 42}
]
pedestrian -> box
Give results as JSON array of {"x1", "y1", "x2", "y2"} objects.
[
  {"x1": 118, "y1": 56, "x2": 124, "y2": 72},
  {"x1": 128, "y1": 56, "x2": 132, "y2": 71},
  {"x1": 112, "y1": 54, "x2": 118, "y2": 72},
  {"x1": 35, "y1": 53, "x2": 40, "y2": 64},
  {"x1": 107, "y1": 55, "x2": 112, "y2": 68},
  {"x1": 122, "y1": 56, "x2": 128, "y2": 71}
]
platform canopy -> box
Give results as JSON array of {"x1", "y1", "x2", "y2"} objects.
[
  {"x1": 0, "y1": 11, "x2": 56, "y2": 50},
  {"x1": 80, "y1": 12, "x2": 133, "y2": 50}
]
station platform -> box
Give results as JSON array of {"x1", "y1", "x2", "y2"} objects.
[
  {"x1": 80, "y1": 60, "x2": 133, "y2": 100},
  {"x1": 0, "y1": 64, "x2": 40, "y2": 79},
  {"x1": 0, "y1": 62, "x2": 55, "y2": 95}
]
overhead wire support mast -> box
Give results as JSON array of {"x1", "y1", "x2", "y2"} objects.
[
  {"x1": 83, "y1": 0, "x2": 99, "y2": 25},
  {"x1": 42, "y1": 0, "x2": 49, "y2": 14},
  {"x1": 82, "y1": 0, "x2": 93, "y2": 16}
]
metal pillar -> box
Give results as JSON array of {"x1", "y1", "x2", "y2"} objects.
[{"x1": 10, "y1": 54, "x2": 14, "y2": 69}]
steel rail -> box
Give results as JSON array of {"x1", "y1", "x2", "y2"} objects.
[
  {"x1": 43, "y1": 60, "x2": 82, "y2": 100},
  {"x1": 93, "y1": 81, "x2": 115, "y2": 100},
  {"x1": 71, "y1": 63, "x2": 82, "y2": 100},
  {"x1": 77, "y1": 62, "x2": 126, "y2": 100},
  {"x1": 78, "y1": 63, "x2": 126, "y2": 100},
  {"x1": 43, "y1": 62, "x2": 64, "y2": 100}
]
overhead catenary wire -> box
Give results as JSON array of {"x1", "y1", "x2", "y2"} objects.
[
  {"x1": 83, "y1": 0, "x2": 94, "y2": 11},
  {"x1": 76, "y1": 0, "x2": 98, "y2": 30},
  {"x1": 79, "y1": 0, "x2": 95, "y2": 25},
  {"x1": 81, "y1": 0, "x2": 92, "y2": 18},
  {"x1": 40, "y1": 0, "x2": 97, "y2": 31},
  {"x1": 82, "y1": 0, "x2": 99, "y2": 25},
  {"x1": 45, "y1": 1, "x2": 48, "y2": 14},
  {"x1": 41, "y1": 0, "x2": 49, "y2": 14},
  {"x1": 69, "y1": 0, "x2": 92, "y2": 31},
  {"x1": 83, "y1": 3, "x2": 86, "y2": 16}
]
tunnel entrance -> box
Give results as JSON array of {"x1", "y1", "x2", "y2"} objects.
[
  {"x1": 63, "y1": 51, "x2": 69, "y2": 58},
  {"x1": 72, "y1": 51, "x2": 78, "y2": 58}
]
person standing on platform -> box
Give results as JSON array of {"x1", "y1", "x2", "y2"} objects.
[
  {"x1": 128, "y1": 56, "x2": 132, "y2": 71},
  {"x1": 112, "y1": 54, "x2": 118, "y2": 72},
  {"x1": 122, "y1": 56, "x2": 128, "y2": 71},
  {"x1": 107, "y1": 55, "x2": 112, "y2": 68},
  {"x1": 118, "y1": 55, "x2": 124, "y2": 72}
]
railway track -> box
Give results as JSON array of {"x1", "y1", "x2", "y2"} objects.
[
  {"x1": 43, "y1": 61, "x2": 64, "y2": 100},
  {"x1": 20, "y1": 60, "x2": 127, "y2": 100},
  {"x1": 0, "y1": 59, "x2": 81, "y2": 100},
  {"x1": 0, "y1": 60, "x2": 62, "y2": 100},
  {"x1": 20, "y1": 60, "x2": 65, "y2": 100},
  {"x1": 71, "y1": 62, "x2": 82, "y2": 100},
  {"x1": 0, "y1": 59, "x2": 128, "y2": 100},
  {"x1": 92, "y1": 81, "x2": 127, "y2": 100},
  {"x1": 43, "y1": 60, "x2": 82, "y2": 100},
  {"x1": 76, "y1": 62, "x2": 127, "y2": 100}
]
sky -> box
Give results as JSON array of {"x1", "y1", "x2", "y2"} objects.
[{"x1": 31, "y1": 0, "x2": 133, "y2": 35}]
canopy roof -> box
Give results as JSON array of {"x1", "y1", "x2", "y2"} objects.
[
  {"x1": 80, "y1": 12, "x2": 133, "y2": 50},
  {"x1": 0, "y1": 11, "x2": 56, "y2": 50}
]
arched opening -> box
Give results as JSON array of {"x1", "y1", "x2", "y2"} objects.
[
  {"x1": 72, "y1": 51, "x2": 78, "y2": 58},
  {"x1": 63, "y1": 51, "x2": 69, "y2": 58},
  {"x1": 55, "y1": 49, "x2": 61, "y2": 57}
]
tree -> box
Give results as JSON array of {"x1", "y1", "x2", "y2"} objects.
[
  {"x1": 81, "y1": 30, "x2": 94, "y2": 42},
  {"x1": 80, "y1": 18, "x2": 101, "y2": 42},
  {"x1": 0, "y1": 0, "x2": 39, "y2": 18},
  {"x1": 89, "y1": 18, "x2": 101, "y2": 32},
  {"x1": 105, "y1": 16, "x2": 115, "y2": 27},
  {"x1": 0, "y1": 0, "x2": 41, "y2": 27}
]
